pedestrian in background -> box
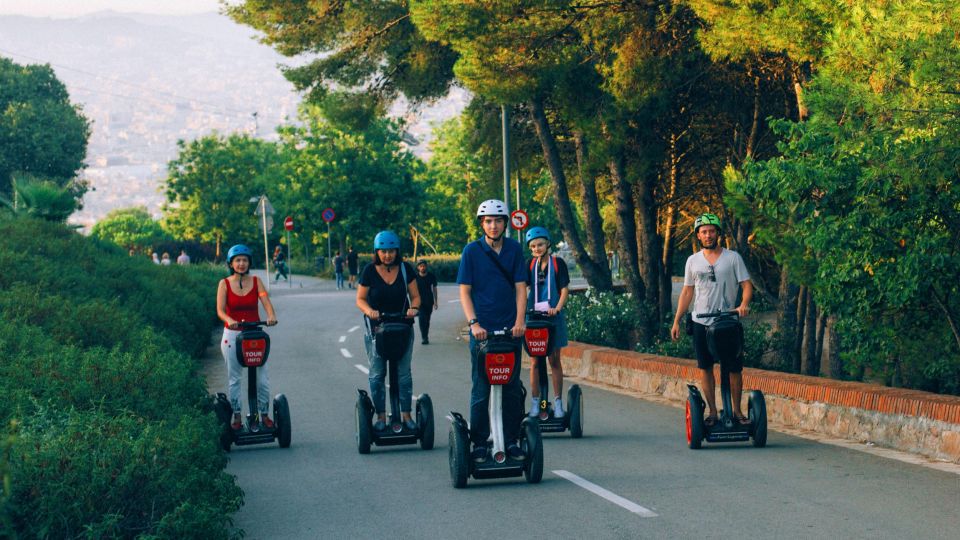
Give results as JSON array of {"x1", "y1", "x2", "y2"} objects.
[
  {"x1": 415, "y1": 260, "x2": 438, "y2": 344},
  {"x1": 273, "y1": 245, "x2": 289, "y2": 282},
  {"x1": 347, "y1": 246, "x2": 359, "y2": 289},
  {"x1": 334, "y1": 250, "x2": 345, "y2": 290},
  {"x1": 152, "y1": 252, "x2": 160, "y2": 264},
  {"x1": 160, "y1": 252, "x2": 172, "y2": 266},
  {"x1": 176, "y1": 249, "x2": 191, "y2": 265}
]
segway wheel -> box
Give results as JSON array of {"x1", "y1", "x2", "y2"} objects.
[
  {"x1": 686, "y1": 397, "x2": 704, "y2": 449},
  {"x1": 567, "y1": 385, "x2": 583, "y2": 439},
  {"x1": 213, "y1": 393, "x2": 233, "y2": 452},
  {"x1": 274, "y1": 394, "x2": 292, "y2": 448},
  {"x1": 356, "y1": 394, "x2": 373, "y2": 454},
  {"x1": 749, "y1": 390, "x2": 767, "y2": 448},
  {"x1": 522, "y1": 419, "x2": 543, "y2": 484},
  {"x1": 448, "y1": 424, "x2": 470, "y2": 489},
  {"x1": 416, "y1": 394, "x2": 435, "y2": 450}
]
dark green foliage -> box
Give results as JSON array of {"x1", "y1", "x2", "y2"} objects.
[
  {"x1": 0, "y1": 217, "x2": 240, "y2": 538},
  {"x1": 565, "y1": 289, "x2": 655, "y2": 350}
]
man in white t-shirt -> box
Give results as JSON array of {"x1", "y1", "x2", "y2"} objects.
[{"x1": 671, "y1": 213, "x2": 753, "y2": 426}]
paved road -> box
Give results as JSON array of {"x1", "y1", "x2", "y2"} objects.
[{"x1": 204, "y1": 273, "x2": 960, "y2": 539}]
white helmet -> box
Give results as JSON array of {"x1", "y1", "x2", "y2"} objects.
[{"x1": 476, "y1": 199, "x2": 508, "y2": 219}]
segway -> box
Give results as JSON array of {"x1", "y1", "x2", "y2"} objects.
[
  {"x1": 685, "y1": 311, "x2": 766, "y2": 449},
  {"x1": 355, "y1": 312, "x2": 434, "y2": 453},
  {"x1": 448, "y1": 329, "x2": 543, "y2": 488},
  {"x1": 213, "y1": 321, "x2": 292, "y2": 451},
  {"x1": 524, "y1": 310, "x2": 583, "y2": 438}
]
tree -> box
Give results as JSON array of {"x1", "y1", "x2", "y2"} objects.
[
  {"x1": 0, "y1": 58, "x2": 90, "y2": 198},
  {"x1": 0, "y1": 173, "x2": 77, "y2": 223},
  {"x1": 162, "y1": 134, "x2": 282, "y2": 259},
  {"x1": 90, "y1": 207, "x2": 167, "y2": 253},
  {"x1": 273, "y1": 106, "x2": 426, "y2": 253}
]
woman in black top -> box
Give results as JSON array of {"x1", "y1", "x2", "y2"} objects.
[{"x1": 356, "y1": 231, "x2": 421, "y2": 431}]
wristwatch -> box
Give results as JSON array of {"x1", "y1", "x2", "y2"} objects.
[{"x1": 468, "y1": 318, "x2": 479, "y2": 326}]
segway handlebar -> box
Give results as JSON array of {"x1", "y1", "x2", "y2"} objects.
[
  {"x1": 526, "y1": 309, "x2": 552, "y2": 317},
  {"x1": 376, "y1": 311, "x2": 410, "y2": 322},
  {"x1": 235, "y1": 321, "x2": 275, "y2": 329},
  {"x1": 695, "y1": 310, "x2": 740, "y2": 318},
  {"x1": 488, "y1": 328, "x2": 516, "y2": 338}
]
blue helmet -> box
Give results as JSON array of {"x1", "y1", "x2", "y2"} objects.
[
  {"x1": 525, "y1": 226, "x2": 551, "y2": 245},
  {"x1": 226, "y1": 244, "x2": 253, "y2": 263},
  {"x1": 373, "y1": 230, "x2": 400, "y2": 251}
]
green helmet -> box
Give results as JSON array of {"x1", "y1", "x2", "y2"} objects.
[{"x1": 694, "y1": 213, "x2": 722, "y2": 233}]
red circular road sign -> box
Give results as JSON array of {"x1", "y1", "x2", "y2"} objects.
[
  {"x1": 510, "y1": 209, "x2": 529, "y2": 230},
  {"x1": 283, "y1": 216, "x2": 294, "y2": 231},
  {"x1": 322, "y1": 208, "x2": 336, "y2": 223}
]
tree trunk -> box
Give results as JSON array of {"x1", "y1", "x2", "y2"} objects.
[
  {"x1": 815, "y1": 311, "x2": 827, "y2": 375},
  {"x1": 801, "y1": 291, "x2": 819, "y2": 376},
  {"x1": 792, "y1": 64, "x2": 809, "y2": 121},
  {"x1": 529, "y1": 97, "x2": 611, "y2": 289},
  {"x1": 216, "y1": 233, "x2": 222, "y2": 261},
  {"x1": 608, "y1": 150, "x2": 645, "y2": 303},
  {"x1": 573, "y1": 130, "x2": 612, "y2": 290},
  {"x1": 782, "y1": 278, "x2": 802, "y2": 373},
  {"x1": 634, "y1": 170, "x2": 663, "y2": 328},
  {"x1": 826, "y1": 316, "x2": 843, "y2": 378},
  {"x1": 661, "y1": 138, "x2": 679, "y2": 320}
]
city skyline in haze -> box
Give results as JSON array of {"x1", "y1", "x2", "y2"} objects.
[{"x1": 0, "y1": 0, "x2": 225, "y2": 18}]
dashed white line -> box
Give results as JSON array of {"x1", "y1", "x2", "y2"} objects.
[
  {"x1": 552, "y1": 470, "x2": 658, "y2": 518},
  {"x1": 348, "y1": 325, "x2": 361, "y2": 333},
  {"x1": 340, "y1": 348, "x2": 353, "y2": 358},
  {"x1": 338, "y1": 335, "x2": 346, "y2": 343},
  {"x1": 355, "y1": 364, "x2": 369, "y2": 374},
  {"x1": 447, "y1": 299, "x2": 460, "y2": 304}
]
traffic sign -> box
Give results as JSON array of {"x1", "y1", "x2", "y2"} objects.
[
  {"x1": 322, "y1": 208, "x2": 336, "y2": 223},
  {"x1": 284, "y1": 216, "x2": 294, "y2": 231},
  {"x1": 510, "y1": 209, "x2": 529, "y2": 230}
]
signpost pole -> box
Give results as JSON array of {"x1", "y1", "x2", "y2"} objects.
[
  {"x1": 286, "y1": 228, "x2": 291, "y2": 288},
  {"x1": 327, "y1": 222, "x2": 331, "y2": 263},
  {"x1": 261, "y1": 197, "x2": 270, "y2": 291}
]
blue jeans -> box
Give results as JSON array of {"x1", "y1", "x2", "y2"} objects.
[
  {"x1": 469, "y1": 335, "x2": 524, "y2": 446},
  {"x1": 364, "y1": 330, "x2": 414, "y2": 414},
  {"x1": 335, "y1": 271, "x2": 344, "y2": 289}
]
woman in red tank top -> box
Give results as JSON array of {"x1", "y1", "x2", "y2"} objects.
[{"x1": 217, "y1": 244, "x2": 278, "y2": 430}]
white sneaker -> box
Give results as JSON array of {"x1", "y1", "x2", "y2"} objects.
[
  {"x1": 553, "y1": 398, "x2": 565, "y2": 419},
  {"x1": 528, "y1": 398, "x2": 540, "y2": 418}
]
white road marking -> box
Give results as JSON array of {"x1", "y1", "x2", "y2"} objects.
[
  {"x1": 355, "y1": 364, "x2": 369, "y2": 374},
  {"x1": 552, "y1": 470, "x2": 658, "y2": 518},
  {"x1": 348, "y1": 325, "x2": 361, "y2": 332},
  {"x1": 340, "y1": 348, "x2": 353, "y2": 358},
  {"x1": 447, "y1": 299, "x2": 460, "y2": 304},
  {"x1": 338, "y1": 335, "x2": 346, "y2": 343}
]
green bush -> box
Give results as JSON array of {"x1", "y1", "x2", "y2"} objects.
[
  {"x1": 637, "y1": 315, "x2": 775, "y2": 368},
  {"x1": 565, "y1": 289, "x2": 654, "y2": 350},
  {"x1": 0, "y1": 217, "x2": 240, "y2": 538}
]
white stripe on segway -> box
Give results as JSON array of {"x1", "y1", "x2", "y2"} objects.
[
  {"x1": 354, "y1": 364, "x2": 369, "y2": 374},
  {"x1": 340, "y1": 348, "x2": 352, "y2": 358},
  {"x1": 339, "y1": 335, "x2": 346, "y2": 343},
  {"x1": 552, "y1": 470, "x2": 658, "y2": 518},
  {"x1": 348, "y1": 325, "x2": 360, "y2": 332}
]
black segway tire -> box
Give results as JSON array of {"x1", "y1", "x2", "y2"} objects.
[
  {"x1": 449, "y1": 425, "x2": 470, "y2": 488},
  {"x1": 213, "y1": 393, "x2": 233, "y2": 452},
  {"x1": 522, "y1": 419, "x2": 544, "y2": 484},
  {"x1": 416, "y1": 394, "x2": 435, "y2": 450},
  {"x1": 274, "y1": 394, "x2": 292, "y2": 448},
  {"x1": 686, "y1": 396, "x2": 704, "y2": 449},
  {"x1": 749, "y1": 390, "x2": 767, "y2": 448},
  {"x1": 567, "y1": 385, "x2": 583, "y2": 438},
  {"x1": 356, "y1": 394, "x2": 373, "y2": 454}
]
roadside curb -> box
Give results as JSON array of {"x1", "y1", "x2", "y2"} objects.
[{"x1": 561, "y1": 342, "x2": 960, "y2": 464}]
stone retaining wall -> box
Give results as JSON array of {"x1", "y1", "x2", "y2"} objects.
[{"x1": 561, "y1": 342, "x2": 960, "y2": 463}]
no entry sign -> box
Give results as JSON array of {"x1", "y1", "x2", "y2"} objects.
[{"x1": 283, "y1": 216, "x2": 294, "y2": 231}]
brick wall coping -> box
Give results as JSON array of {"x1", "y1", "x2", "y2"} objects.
[{"x1": 564, "y1": 342, "x2": 960, "y2": 425}]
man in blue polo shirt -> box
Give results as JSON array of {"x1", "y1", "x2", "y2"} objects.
[{"x1": 457, "y1": 199, "x2": 528, "y2": 463}]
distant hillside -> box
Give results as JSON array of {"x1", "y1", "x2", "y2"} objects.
[{"x1": 0, "y1": 11, "x2": 468, "y2": 230}]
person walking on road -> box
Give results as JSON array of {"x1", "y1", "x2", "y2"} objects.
[
  {"x1": 524, "y1": 226, "x2": 571, "y2": 418},
  {"x1": 217, "y1": 244, "x2": 278, "y2": 430},
  {"x1": 334, "y1": 250, "x2": 345, "y2": 290},
  {"x1": 414, "y1": 260, "x2": 438, "y2": 344},
  {"x1": 347, "y1": 246, "x2": 359, "y2": 289},
  {"x1": 273, "y1": 245, "x2": 289, "y2": 282},
  {"x1": 671, "y1": 213, "x2": 753, "y2": 427},
  {"x1": 457, "y1": 199, "x2": 528, "y2": 463},
  {"x1": 356, "y1": 231, "x2": 422, "y2": 432}
]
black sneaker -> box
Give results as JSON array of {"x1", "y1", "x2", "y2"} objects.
[
  {"x1": 506, "y1": 442, "x2": 524, "y2": 461},
  {"x1": 421, "y1": 339, "x2": 429, "y2": 345},
  {"x1": 471, "y1": 445, "x2": 488, "y2": 463}
]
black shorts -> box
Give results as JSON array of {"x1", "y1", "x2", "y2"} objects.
[{"x1": 692, "y1": 322, "x2": 743, "y2": 373}]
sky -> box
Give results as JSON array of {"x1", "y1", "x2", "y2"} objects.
[{"x1": 0, "y1": 0, "x2": 225, "y2": 17}]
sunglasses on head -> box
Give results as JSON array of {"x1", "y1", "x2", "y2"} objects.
[{"x1": 708, "y1": 265, "x2": 716, "y2": 282}]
